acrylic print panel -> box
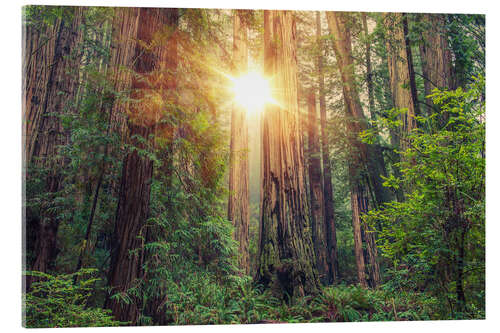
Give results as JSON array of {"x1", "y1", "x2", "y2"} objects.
[{"x1": 22, "y1": 4, "x2": 485, "y2": 328}]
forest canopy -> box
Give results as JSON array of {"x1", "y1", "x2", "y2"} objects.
[{"x1": 22, "y1": 6, "x2": 485, "y2": 327}]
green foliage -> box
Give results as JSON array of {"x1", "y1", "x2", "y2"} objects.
[
  {"x1": 23, "y1": 6, "x2": 486, "y2": 326},
  {"x1": 362, "y1": 76, "x2": 485, "y2": 319},
  {"x1": 24, "y1": 269, "x2": 123, "y2": 328},
  {"x1": 311, "y1": 284, "x2": 439, "y2": 322}
]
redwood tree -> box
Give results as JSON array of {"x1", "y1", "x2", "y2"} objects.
[
  {"x1": 316, "y1": 11, "x2": 339, "y2": 284},
  {"x1": 228, "y1": 10, "x2": 250, "y2": 274},
  {"x1": 306, "y1": 89, "x2": 329, "y2": 284},
  {"x1": 326, "y1": 11, "x2": 380, "y2": 287},
  {"x1": 418, "y1": 13, "x2": 454, "y2": 110},
  {"x1": 384, "y1": 13, "x2": 419, "y2": 147},
  {"x1": 24, "y1": 7, "x2": 84, "y2": 289},
  {"x1": 257, "y1": 10, "x2": 319, "y2": 299},
  {"x1": 105, "y1": 8, "x2": 178, "y2": 323}
]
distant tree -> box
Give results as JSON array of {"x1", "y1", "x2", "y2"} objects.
[
  {"x1": 326, "y1": 11, "x2": 380, "y2": 287},
  {"x1": 316, "y1": 11, "x2": 339, "y2": 283},
  {"x1": 228, "y1": 10, "x2": 250, "y2": 274}
]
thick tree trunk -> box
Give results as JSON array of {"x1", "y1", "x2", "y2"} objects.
[
  {"x1": 384, "y1": 13, "x2": 418, "y2": 150},
  {"x1": 24, "y1": 7, "x2": 84, "y2": 290},
  {"x1": 257, "y1": 10, "x2": 319, "y2": 300},
  {"x1": 326, "y1": 11, "x2": 380, "y2": 287},
  {"x1": 228, "y1": 10, "x2": 250, "y2": 274},
  {"x1": 306, "y1": 90, "x2": 329, "y2": 284},
  {"x1": 419, "y1": 14, "x2": 454, "y2": 96},
  {"x1": 105, "y1": 8, "x2": 177, "y2": 324},
  {"x1": 418, "y1": 13, "x2": 455, "y2": 126},
  {"x1": 316, "y1": 11, "x2": 338, "y2": 283},
  {"x1": 107, "y1": 7, "x2": 140, "y2": 141}
]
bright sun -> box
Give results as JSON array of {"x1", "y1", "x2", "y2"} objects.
[{"x1": 230, "y1": 71, "x2": 275, "y2": 114}]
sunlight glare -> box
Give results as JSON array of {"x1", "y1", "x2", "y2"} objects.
[{"x1": 230, "y1": 71, "x2": 274, "y2": 114}]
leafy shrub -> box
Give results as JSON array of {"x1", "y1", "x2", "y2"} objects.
[{"x1": 24, "y1": 269, "x2": 123, "y2": 328}]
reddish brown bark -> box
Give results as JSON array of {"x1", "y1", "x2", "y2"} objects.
[
  {"x1": 361, "y1": 13, "x2": 392, "y2": 207},
  {"x1": 316, "y1": 11, "x2": 338, "y2": 283},
  {"x1": 326, "y1": 11, "x2": 380, "y2": 287},
  {"x1": 418, "y1": 13, "x2": 454, "y2": 114},
  {"x1": 24, "y1": 7, "x2": 84, "y2": 290},
  {"x1": 306, "y1": 90, "x2": 329, "y2": 284},
  {"x1": 384, "y1": 13, "x2": 418, "y2": 146},
  {"x1": 350, "y1": 183, "x2": 368, "y2": 288},
  {"x1": 228, "y1": 10, "x2": 250, "y2": 274},
  {"x1": 105, "y1": 8, "x2": 178, "y2": 324},
  {"x1": 257, "y1": 10, "x2": 319, "y2": 300},
  {"x1": 107, "y1": 7, "x2": 140, "y2": 141}
]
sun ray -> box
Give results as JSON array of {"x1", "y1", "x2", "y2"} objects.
[{"x1": 229, "y1": 70, "x2": 277, "y2": 114}]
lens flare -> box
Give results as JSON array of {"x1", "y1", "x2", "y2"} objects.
[{"x1": 230, "y1": 71, "x2": 275, "y2": 114}]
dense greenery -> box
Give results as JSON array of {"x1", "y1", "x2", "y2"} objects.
[{"x1": 23, "y1": 6, "x2": 485, "y2": 327}]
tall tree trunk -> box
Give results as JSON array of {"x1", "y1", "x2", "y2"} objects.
[
  {"x1": 402, "y1": 14, "x2": 420, "y2": 118},
  {"x1": 384, "y1": 13, "x2": 418, "y2": 150},
  {"x1": 24, "y1": 7, "x2": 84, "y2": 290},
  {"x1": 326, "y1": 11, "x2": 380, "y2": 287},
  {"x1": 316, "y1": 11, "x2": 338, "y2": 283},
  {"x1": 361, "y1": 12, "x2": 392, "y2": 207},
  {"x1": 418, "y1": 13, "x2": 455, "y2": 123},
  {"x1": 419, "y1": 14, "x2": 454, "y2": 95},
  {"x1": 228, "y1": 10, "x2": 250, "y2": 274},
  {"x1": 107, "y1": 7, "x2": 140, "y2": 142},
  {"x1": 306, "y1": 90, "x2": 329, "y2": 284},
  {"x1": 361, "y1": 13, "x2": 375, "y2": 115},
  {"x1": 257, "y1": 10, "x2": 319, "y2": 300},
  {"x1": 350, "y1": 183, "x2": 368, "y2": 287},
  {"x1": 105, "y1": 8, "x2": 177, "y2": 324}
]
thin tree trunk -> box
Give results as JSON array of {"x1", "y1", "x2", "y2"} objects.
[
  {"x1": 326, "y1": 11, "x2": 380, "y2": 287},
  {"x1": 362, "y1": 12, "x2": 392, "y2": 207},
  {"x1": 402, "y1": 14, "x2": 421, "y2": 118},
  {"x1": 228, "y1": 10, "x2": 250, "y2": 274},
  {"x1": 257, "y1": 10, "x2": 319, "y2": 300},
  {"x1": 74, "y1": 93, "x2": 114, "y2": 281},
  {"x1": 316, "y1": 11, "x2": 338, "y2": 284},
  {"x1": 362, "y1": 13, "x2": 375, "y2": 114},
  {"x1": 306, "y1": 89, "x2": 329, "y2": 284},
  {"x1": 350, "y1": 183, "x2": 368, "y2": 288}
]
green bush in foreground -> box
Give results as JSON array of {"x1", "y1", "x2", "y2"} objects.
[{"x1": 23, "y1": 269, "x2": 122, "y2": 328}]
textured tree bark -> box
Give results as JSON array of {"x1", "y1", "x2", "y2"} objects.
[
  {"x1": 361, "y1": 13, "x2": 375, "y2": 115},
  {"x1": 350, "y1": 183, "x2": 368, "y2": 288},
  {"x1": 418, "y1": 13, "x2": 455, "y2": 125},
  {"x1": 384, "y1": 13, "x2": 418, "y2": 149},
  {"x1": 257, "y1": 10, "x2": 319, "y2": 300},
  {"x1": 316, "y1": 11, "x2": 338, "y2": 283},
  {"x1": 306, "y1": 90, "x2": 329, "y2": 284},
  {"x1": 228, "y1": 10, "x2": 250, "y2": 274},
  {"x1": 107, "y1": 7, "x2": 140, "y2": 142},
  {"x1": 419, "y1": 14, "x2": 454, "y2": 96},
  {"x1": 24, "y1": 7, "x2": 84, "y2": 290},
  {"x1": 361, "y1": 12, "x2": 392, "y2": 207},
  {"x1": 326, "y1": 11, "x2": 380, "y2": 287},
  {"x1": 105, "y1": 8, "x2": 177, "y2": 324},
  {"x1": 402, "y1": 14, "x2": 421, "y2": 118}
]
